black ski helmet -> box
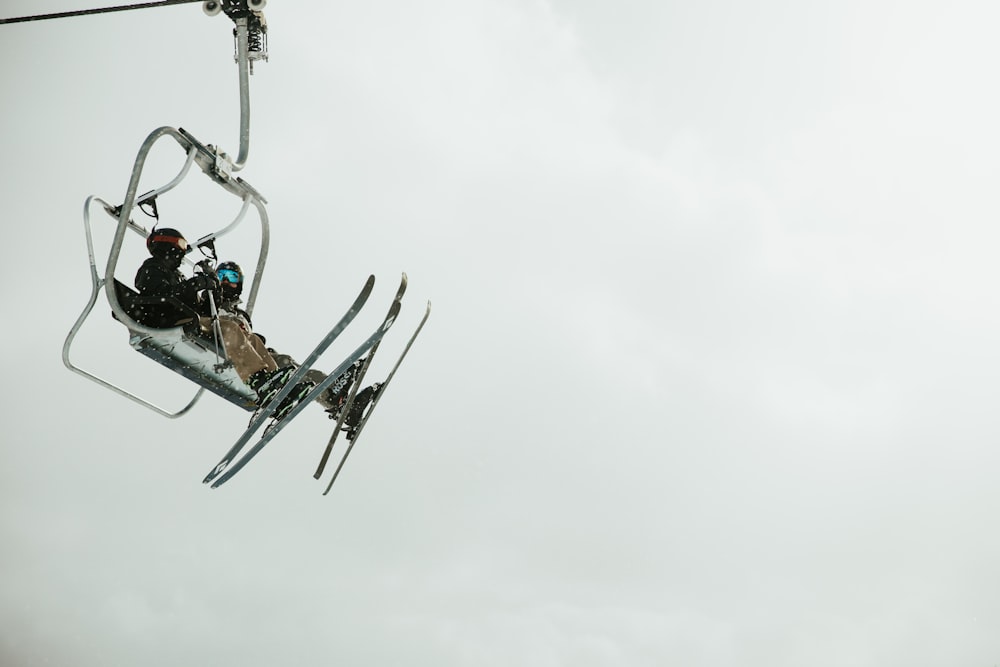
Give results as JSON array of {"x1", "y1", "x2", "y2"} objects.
[
  {"x1": 217, "y1": 261, "x2": 244, "y2": 296},
  {"x1": 146, "y1": 228, "x2": 189, "y2": 257}
]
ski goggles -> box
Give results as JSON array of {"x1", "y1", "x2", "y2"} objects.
[{"x1": 217, "y1": 268, "x2": 242, "y2": 284}]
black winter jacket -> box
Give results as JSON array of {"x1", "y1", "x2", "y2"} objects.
[
  {"x1": 133, "y1": 255, "x2": 207, "y2": 326},
  {"x1": 135, "y1": 256, "x2": 204, "y2": 305}
]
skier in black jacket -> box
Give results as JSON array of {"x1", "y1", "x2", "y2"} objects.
[{"x1": 134, "y1": 227, "x2": 218, "y2": 325}]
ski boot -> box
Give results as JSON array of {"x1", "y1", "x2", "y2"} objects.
[
  {"x1": 343, "y1": 383, "x2": 382, "y2": 440},
  {"x1": 271, "y1": 379, "x2": 316, "y2": 421},
  {"x1": 321, "y1": 358, "x2": 367, "y2": 417},
  {"x1": 248, "y1": 366, "x2": 296, "y2": 406}
]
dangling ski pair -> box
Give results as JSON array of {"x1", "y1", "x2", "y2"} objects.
[
  {"x1": 317, "y1": 358, "x2": 383, "y2": 432},
  {"x1": 322, "y1": 373, "x2": 383, "y2": 437},
  {"x1": 246, "y1": 365, "x2": 311, "y2": 421},
  {"x1": 247, "y1": 359, "x2": 379, "y2": 425}
]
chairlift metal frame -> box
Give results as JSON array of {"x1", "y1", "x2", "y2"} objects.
[{"x1": 62, "y1": 1, "x2": 272, "y2": 417}]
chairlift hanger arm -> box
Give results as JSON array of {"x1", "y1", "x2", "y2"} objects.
[
  {"x1": 0, "y1": 0, "x2": 204, "y2": 25},
  {"x1": 3, "y1": 1, "x2": 266, "y2": 172}
]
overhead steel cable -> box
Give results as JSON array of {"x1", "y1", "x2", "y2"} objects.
[{"x1": 0, "y1": 0, "x2": 204, "y2": 25}]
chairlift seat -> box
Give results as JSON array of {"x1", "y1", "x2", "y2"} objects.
[{"x1": 112, "y1": 280, "x2": 258, "y2": 410}]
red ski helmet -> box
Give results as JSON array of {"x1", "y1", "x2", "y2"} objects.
[{"x1": 146, "y1": 228, "x2": 189, "y2": 256}]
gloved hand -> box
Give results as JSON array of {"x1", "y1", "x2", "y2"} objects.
[{"x1": 193, "y1": 273, "x2": 219, "y2": 291}]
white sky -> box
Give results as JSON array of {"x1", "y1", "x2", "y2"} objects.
[{"x1": 3, "y1": 1, "x2": 1000, "y2": 665}]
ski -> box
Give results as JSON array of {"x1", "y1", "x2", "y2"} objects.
[
  {"x1": 202, "y1": 274, "x2": 375, "y2": 485},
  {"x1": 313, "y1": 275, "x2": 408, "y2": 479},
  {"x1": 209, "y1": 290, "x2": 403, "y2": 488},
  {"x1": 322, "y1": 300, "x2": 431, "y2": 495}
]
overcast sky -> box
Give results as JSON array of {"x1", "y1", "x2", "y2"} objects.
[{"x1": 3, "y1": 1, "x2": 1000, "y2": 665}]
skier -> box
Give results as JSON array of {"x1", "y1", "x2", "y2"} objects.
[
  {"x1": 209, "y1": 260, "x2": 316, "y2": 417},
  {"x1": 134, "y1": 229, "x2": 308, "y2": 418},
  {"x1": 215, "y1": 260, "x2": 381, "y2": 428},
  {"x1": 133, "y1": 227, "x2": 218, "y2": 327}
]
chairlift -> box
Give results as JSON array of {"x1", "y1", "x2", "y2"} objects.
[
  {"x1": 20, "y1": 0, "x2": 432, "y2": 488},
  {"x1": 61, "y1": 0, "x2": 272, "y2": 417}
]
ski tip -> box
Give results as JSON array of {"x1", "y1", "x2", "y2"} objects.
[
  {"x1": 202, "y1": 462, "x2": 228, "y2": 484},
  {"x1": 392, "y1": 273, "x2": 408, "y2": 303},
  {"x1": 210, "y1": 474, "x2": 229, "y2": 489}
]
